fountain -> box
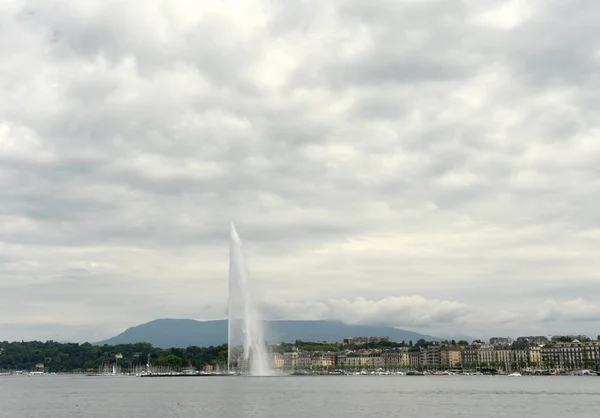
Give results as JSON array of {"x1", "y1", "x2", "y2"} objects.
[{"x1": 227, "y1": 223, "x2": 273, "y2": 376}]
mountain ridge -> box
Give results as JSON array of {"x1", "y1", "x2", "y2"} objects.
[{"x1": 94, "y1": 319, "x2": 441, "y2": 348}]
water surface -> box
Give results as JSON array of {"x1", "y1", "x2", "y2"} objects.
[{"x1": 1, "y1": 375, "x2": 599, "y2": 417}]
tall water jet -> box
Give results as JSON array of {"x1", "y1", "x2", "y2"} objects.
[{"x1": 227, "y1": 223, "x2": 273, "y2": 376}]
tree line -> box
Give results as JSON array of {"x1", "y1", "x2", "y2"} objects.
[{"x1": 0, "y1": 341, "x2": 227, "y2": 372}]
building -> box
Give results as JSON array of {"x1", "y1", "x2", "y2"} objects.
[
  {"x1": 408, "y1": 347, "x2": 422, "y2": 369},
  {"x1": 515, "y1": 336, "x2": 549, "y2": 347},
  {"x1": 461, "y1": 344, "x2": 494, "y2": 368},
  {"x1": 422, "y1": 345, "x2": 441, "y2": 368},
  {"x1": 272, "y1": 353, "x2": 284, "y2": 370},
  {"x1": 343, "y1": 337, "x2": 390, "y2": 346},
  {"x1": 345, "y1": 351, "x2": 384, "y2": 369},
  {"x1": 492, "y1": 345, "x2": 543, "y2": 371},
  {"x1": 541, "y1": 340, "x2": 600, "y2": 370},
  {"x1": 494, "y1": 348, "x2": 512, "y2": 370},
  {"x1": 461, "y1": 345, "x2": 477, "y2": 367},
  {"x1": 440, "y1": 346, "x2": 461, "y2": 368},
  {"x1": 528, "y1": 346, "x2": 542, "y2": 366},
  {"x1": 381, "y1": 348, "x2": 410, "y2": 369},
  {"x1": 311, "y1": 351, "x2": 336, "y2": 369},
  {"x1": 336, "y1": 350, "x2": 349, "y2": 367},
  {"x1": 283, "y1": 351, "x2": 298, "y2": 371},
  {"x1": 551, "y1": 335, "x2": 591, "y2": 342},
  {"x1": 489, "y1": 337, "x2": 513, "y2": 347},
  {"x1": 296, "y1": 351, "x2": 312, "y2": 369}
]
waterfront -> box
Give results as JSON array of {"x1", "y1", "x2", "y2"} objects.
[{"x1": 1, "y1": 375, "x2": 599, "y2": 418}]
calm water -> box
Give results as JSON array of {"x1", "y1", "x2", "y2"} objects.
[{"x1": 1, "y1": 375, "x2": 599, "y2": 417}]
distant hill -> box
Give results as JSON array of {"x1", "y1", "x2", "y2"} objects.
[{"x1": 94, "y1": 319, "x2": 440, "y2": 348}]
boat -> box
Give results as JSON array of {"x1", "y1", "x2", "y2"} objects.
[
  {"x1": 406, "y1": 371, "x2": 425, "y2": 376},
  {"x1": 508, "y1": 372, "x2": 522, "y2": 377}
]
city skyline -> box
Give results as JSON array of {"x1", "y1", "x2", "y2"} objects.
[{"x1": 2, "y1": 0, "x2": 600, "y2": 342}]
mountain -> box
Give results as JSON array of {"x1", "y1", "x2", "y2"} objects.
[{"x1": 94, "y1": 319, "x2": 440, "y2": 348}]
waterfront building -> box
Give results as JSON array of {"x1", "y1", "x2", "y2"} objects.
[
  {"x1": 345, "y1": 351, "x2": 384, "y2": 369},
  {"x1": 541, "y1": 340, "x2": 600, "y2": 370},
  {"x1": 422, "y1": 345, "x2": 441, "y2": 368},
  {"x1": 527, "y1": 346, "x2": 542, "y2": 366},
  {"x1": 268, "y1": 334, "x2": 600, "y2": 373},
  {"x1": 311, "y1": 351, "x2": 335, "y2": 368},
  {"x1": 440, "y1": 346, "x2": 461, "y2": 368},
  {"x1": 283, "y1": 351, "x2": 298, "y2": 371},
  {"x1": 296, "y1": 351, "x2": 312, "y2": 369},
  {"x1": 336, "y1": 350, "x2": 350, "y2": 367},
  {"x1": 513, "y1": 347, "x2": 530, "y2": 368},
  {"x1": 494, "y1": 347, "x2": 512, "y2": 370},
  {"x1": 461, "y1": 344, "x2": 494, "y2": 368},
  {"x1": 461, "y1": 345, "x2": 477, "y2": 367},
  {"x1": 472, "y1": 344, "x2": 540, "y2": 372},
  {"x1": 381, "y1": 348, "x2": 410, "y2": 369},
  {"x1": 344, "y1": 353, "x2": 362, "y2": 369},
  {"x1": 408, "y1": 347, "x2": 422, "y2": 368},
  {"x1": 272, "y1": 353, "x2": 284, "y2": 369}
]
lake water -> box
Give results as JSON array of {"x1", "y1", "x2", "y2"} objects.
[{"x1": 1, "y1": 375, "x2": 599, "y2": 418}]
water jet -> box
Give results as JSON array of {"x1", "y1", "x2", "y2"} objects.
[{"x1": 227, "y1": 223, "x2": 273, "y2": 376}]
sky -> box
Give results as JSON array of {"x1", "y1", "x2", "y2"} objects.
[{"x1": 1, "y1": 0, "x2": 600, "y2": 343}]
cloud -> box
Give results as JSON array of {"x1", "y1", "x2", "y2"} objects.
[
  {"x1": 262, "y1": 295, "x2": 600, "y2": 339},
  {"x1": 536, "y1": 298, "x2": 600, "y2": 323},
  {"x1": 1, "y1": 0, "x2": 600, "y2": 342},
  {"x1": 263, "y1": 296, "x2": 471, "y2": 327}
]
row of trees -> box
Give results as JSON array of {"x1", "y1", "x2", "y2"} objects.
[{"x1": 0, "y1": 341, "x2": 228, "y2": 372}]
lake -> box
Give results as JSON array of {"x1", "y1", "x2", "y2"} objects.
[{"x1": 1, "y1": 375, "x2": 599, "y2": 417}]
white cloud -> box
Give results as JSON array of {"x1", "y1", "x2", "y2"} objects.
[
  {"x1": 1, "y1": 0, "x2": 600, "y2": 342},
  {"x1": 471, "y1": 0, "x2": 536, "y2": 30},
  {"x1": 537, "y1": 299, "x2": 600, "y2": 323},
  {"x1": 263, "y1": 296, "x2": 470, "y2": 327}
]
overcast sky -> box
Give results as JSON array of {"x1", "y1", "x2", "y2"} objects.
[{"x1": 1, "y1": 0, "x2": 600, "y2": 343}]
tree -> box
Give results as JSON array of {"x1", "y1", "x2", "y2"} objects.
[
  {"x1": 457, "y1": 340, "x2": 469, "y2": 346},
  {"x1": 415, "y1": 339, "x2": 434, "y2": 348},
  {"x1": 0, "y1": 341, "x2": 232, "y2": 373},
  {"x1": 156, "y1": 355, "x2": 184, "y2": 369}
]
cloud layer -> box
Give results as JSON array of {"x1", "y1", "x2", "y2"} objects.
[{"x1": 1, "y1": 0, "x2": 600, "y2": 342}]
